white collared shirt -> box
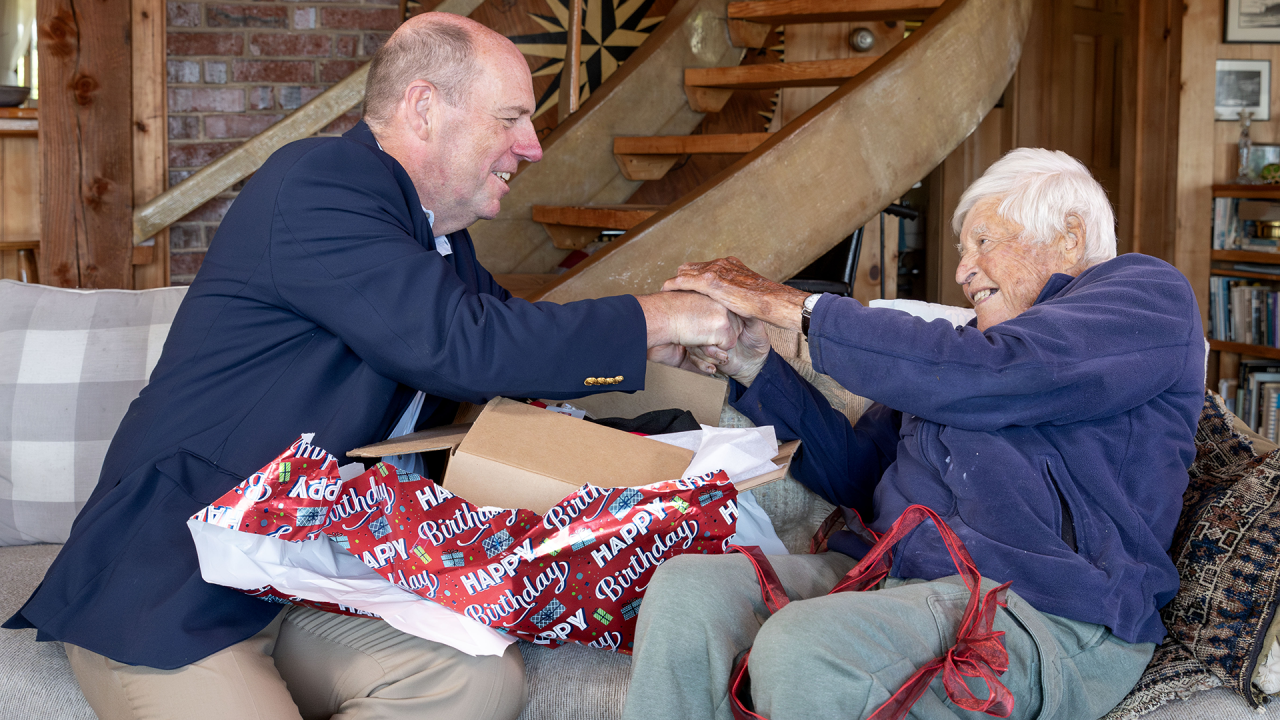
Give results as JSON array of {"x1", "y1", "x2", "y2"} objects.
[{"x1": 422, "y1": 209, "x2": 452, "y2": 257}]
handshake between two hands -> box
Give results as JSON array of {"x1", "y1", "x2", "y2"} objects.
[{"x1": 639, "y1": 257, "x2": 815, "y2": 387}]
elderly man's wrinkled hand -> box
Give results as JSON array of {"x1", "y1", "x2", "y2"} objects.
[
  {"x1": 687, "y1": 317, "x2": 770, "y2": 385},
  {"x1": 662, "y1": 257, "x2": 810, "y2": 331}
]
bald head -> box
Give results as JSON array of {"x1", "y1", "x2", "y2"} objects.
[{"x1": 363, "y1": 13, "x2": 514, "y2": 130}]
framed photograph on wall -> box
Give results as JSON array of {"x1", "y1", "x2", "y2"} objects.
[
  {"x1": 1226, "y1": 0, "x2": 1280, "y2": 43},
  {"x1": 1216, "y1": 59, "x2": 1271, "y2": 121}
]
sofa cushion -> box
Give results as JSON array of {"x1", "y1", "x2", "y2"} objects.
[
  {"x1": 0, "y1": 280, "x2": 186, "y2": 545},
  {"x1": 1107, "y1": 390, "x2": 1280, "y2": 718},
  {"x1": 0, "y1": 543, "x2": 95, "y2": 719}
]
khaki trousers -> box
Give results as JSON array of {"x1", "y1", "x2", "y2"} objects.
[{"x1": 66, "y1": 605, "x2": 526, "y2": 720}]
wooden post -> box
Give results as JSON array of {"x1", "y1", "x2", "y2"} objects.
[
  {"x1": 132, "y1": 0, "x2": 168, "y2": 288},
  {"x1": 37, "y1": 0, "x2": 134, "y2": 288},
  {"x1": 558, "y1": 0, "x2": 584, "y2": 122}
]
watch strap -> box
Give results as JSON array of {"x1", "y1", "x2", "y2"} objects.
[{"x1": 800, "y1": 293, "x2": 820, "y2": 337}]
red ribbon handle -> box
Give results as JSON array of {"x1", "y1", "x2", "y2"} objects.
[{"x1": 728, "y1": 504, "x2": 1014, "y2": 720}]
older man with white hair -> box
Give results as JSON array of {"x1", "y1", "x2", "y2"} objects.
[{"x1": 624, "y1": 148, "x2": 1206, "y2": 720}]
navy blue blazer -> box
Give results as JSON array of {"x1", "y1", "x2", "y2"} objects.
[{"x1": 5, "y1": 121, "x2": 648, "y2": 668}]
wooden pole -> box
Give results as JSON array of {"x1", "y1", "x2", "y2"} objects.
[
  {"x1": 37, "y1": 0, "x2": 134, "y2": 288},
  {"x1": 558, "y1": 0, "x2": 584, "y2": 122}
]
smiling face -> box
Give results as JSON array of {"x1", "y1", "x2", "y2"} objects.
[
  {"x1": 424, "y1": 41, "x2": 543, "y2": 234},
  {"x1": 954, "y1": 198, "x2": 1087, "y2": 331}
]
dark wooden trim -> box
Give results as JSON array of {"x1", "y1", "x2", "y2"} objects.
[
  {"x1": 1212, "y1": 184, "x2": 1280, "y2": 199},
  {"x1": 1213, "y1": 249, "x2": 1280, "y2": 264},
  {"x1": 1210, "y1": 340, "x2": 1280, "y2": 361}
]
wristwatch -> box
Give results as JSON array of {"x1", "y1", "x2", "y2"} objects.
[{"x1": 800, "y1": 293, "x2": 821, "y2": 337}]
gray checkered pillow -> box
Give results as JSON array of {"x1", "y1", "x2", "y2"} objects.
[{"x1": 0, "y1": 280, "x2": 187, "y2": 545}]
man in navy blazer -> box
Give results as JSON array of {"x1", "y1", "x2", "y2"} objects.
[{"x1": 5, "y1": 13, "x2": 736, "y2": 720}]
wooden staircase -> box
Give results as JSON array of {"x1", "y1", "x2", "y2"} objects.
[
  {"x1": 727, "y1": 0, "x2": 943, "y2": 46},
  {"x1": 129, "y1": 0, "x2": 1028, "y2": 301},
  {"x1": 531, "y1": 0, "x2": 920, "y2": 254},
  {"x1": 530, "y1": 0, "x2": 1031, "y2": 302}
]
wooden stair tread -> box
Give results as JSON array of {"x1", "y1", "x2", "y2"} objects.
[
  {"x1": 532, "y1": 204, "x2": 663, "y2": 230},
  {"x1": 614, "y1": 133, "x2": 772, "y2": 155},
  {"x1": 685, "y1": 57, "x2": 878, "y2": 90},
  {"x1": 727, "y1": 0, "x2": 942, "y2": 24}
]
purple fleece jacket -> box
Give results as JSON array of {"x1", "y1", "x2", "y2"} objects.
[{"x1": 731, "y1": 253, "x2": 1204, "y2": 644}]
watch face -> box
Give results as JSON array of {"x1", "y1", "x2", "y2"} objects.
[{"x1": 804, "y1": 294, "x2": 820, "y2": 313}]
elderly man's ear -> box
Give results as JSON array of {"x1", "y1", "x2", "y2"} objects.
[
  {"x1": 402, "y1": 80, "x2": 439, "y2": 141},
  {"x1": 1061, "y1": 213, "x2": 1087, "y2": 267}
]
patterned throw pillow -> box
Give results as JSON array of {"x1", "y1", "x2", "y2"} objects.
[
  {"x1": 0, "y1": 280, "x2": 187, "y2": 545},
  {"x1": 1107, "y1": 391, "x2": 1280, "y2": 717}
]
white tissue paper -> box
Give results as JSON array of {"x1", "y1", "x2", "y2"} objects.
[
  {"x1": 651, "y1": 425, "x2": 790, "y2": 555},
  {"x1": 869, "y1": 298, "x2": 976, "y2": 328},
  {"x1": 187, "y1": 520, "x2": 514, "y2": 656}
]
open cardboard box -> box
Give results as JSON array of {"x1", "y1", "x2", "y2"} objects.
[{"x1": 349, "y1": 362, "x2": 799, "y2": 513}]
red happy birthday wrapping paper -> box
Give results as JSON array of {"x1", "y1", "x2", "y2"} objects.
[{"x1": 190, "y1": 434, "x2": 740, "y2": 653}]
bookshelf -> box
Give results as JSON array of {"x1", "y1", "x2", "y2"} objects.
[
  {"x1": 1210, "y1": 186, "x2": 1280, "y2": 432},
  {"x1": 1210, "y1": 187, "x2": 1280, "y2": 351}
]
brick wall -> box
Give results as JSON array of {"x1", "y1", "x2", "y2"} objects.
[{"x1": 166, "y1": 0, "x2": 399, "y2": 283}]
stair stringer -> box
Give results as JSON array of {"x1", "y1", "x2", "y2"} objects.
[
  {"x1": 467, "y1": 0, "x2": 745, "y2": 274},
  {"x1": 536, "y1": 0, "x2": 1032, "y2": 302}
]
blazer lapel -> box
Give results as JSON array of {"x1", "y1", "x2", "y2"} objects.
[{"x1": 343, "y1": 121, "x2": 439, "y2": 255}]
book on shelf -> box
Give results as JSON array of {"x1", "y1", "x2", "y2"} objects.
[
  {"x1": 1264, "y1": 382, "x2": 1280, "y2": 442},
  {"x1": 1236, "y1": 362, "x2": 1280, "y2": 432},
  {"x1": 1215, "y1": 197, "x2": 1244, "y2": 249},
  {"x1": 1233, "y1": 263, "x2": 1280, "y2": 275},
  {"x1": 1209, "y1": 275, "x2": 1280, "y2": 346},
  {"x1": 1220, "y1": 377, "x2": 1240, "y2": 414}
]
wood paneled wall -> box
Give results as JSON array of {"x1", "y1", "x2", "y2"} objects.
[
  {"x1": 925, "y1": 0, "x2": 1183, "y2": 305},
  {"x1": 37, "y1": 0, "x2": 135, "y2": 288},
  {"x1": 33, "y1": 0, "x2": 168, "y2": 289},
  {"x1": 1175, "y1": 0, "x2": 1280, "y2": 327},
  {"x1": 0, "y1": 132, "x2": 40, "y2": 283}
]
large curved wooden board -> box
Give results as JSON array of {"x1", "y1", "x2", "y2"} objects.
[
  {"x1": 467, "y1": 0, "x2": 744, "y2": 273},
  {"x1": 536, "y1": 0, "x2": 1031, "y2": 302}
]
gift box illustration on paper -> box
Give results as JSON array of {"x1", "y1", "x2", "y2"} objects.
[{"x1": 189, "y1": 434, "x2": 740, "y2": 653}]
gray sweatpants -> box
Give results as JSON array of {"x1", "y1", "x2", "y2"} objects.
[{"x1": 622, "y1": 552, "x2": 1153, "y2": 720}]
